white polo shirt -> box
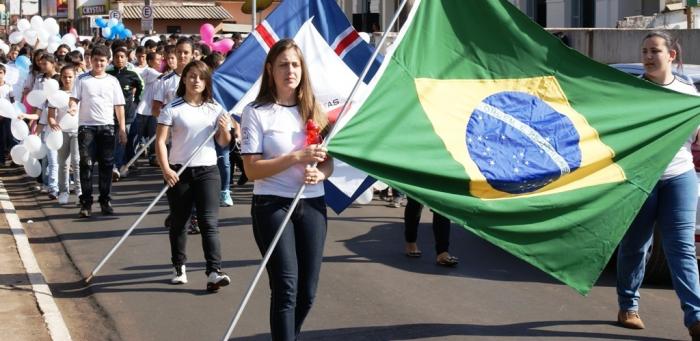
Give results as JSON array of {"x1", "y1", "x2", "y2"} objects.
[
  {"x1": 240, "y1": 102, "x2": 324, "y2": 199},
  {"x1": 71, "y1": 72, "x2": 125, "y2": 126},
  {"x1": 153, "y1": 71, "x2": 180, "y2": 107},
  {"x1": 158, "y1": 97, "x2": 225, "y2": 167},
  {"x1": 660, "y1": 76, "x2": 700, "y2": 180},
  {"x1": 136, "y1": 67, "x2": 162, "y2": 116}
]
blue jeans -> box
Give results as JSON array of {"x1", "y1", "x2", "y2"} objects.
[
  {"x1": 617, "y1": 170, "x2": 700, "y2": 327},
  {"x1": 166, "y1": 164, "x2": 222, "y2": 273},
  {"x1": 215, "y1": 143, "x2": 231, "y2": 191},
  {"x1": 114, "y1": 121, "x2": 138, "y2": 168},
  {"x1": 136, "y1": 115, "x2": 157, "y2": 159},
  {"x1": 251, "y1": 195, "x2": 327, "y2": 341},
  {"x1": 78, "y1": 125, "x2": 115, "y2": 206},
  {"x1": 40, "y1": 131, "x2": 58, "y2": 194}
]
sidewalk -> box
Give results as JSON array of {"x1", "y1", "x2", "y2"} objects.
[{"x1": 0, "y1": 205, "x2": 53, "y2": 341}]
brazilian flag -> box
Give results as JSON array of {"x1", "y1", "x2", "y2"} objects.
[{"x1": 327, "y1": 0, "x2": 700, "y2": 294}]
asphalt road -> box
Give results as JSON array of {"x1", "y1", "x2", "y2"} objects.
[{"x1": 2, "y1": 162, "x2": 693, "y2": 341}]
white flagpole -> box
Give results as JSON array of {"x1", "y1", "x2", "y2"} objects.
[
  {"x1": 85, "y1": 125, "x2": 222, "y2": 284},
  {"x1": 123, "y1": 135, "x2": 156, "y2": 170},
  {"x1": 220, "y1": 1, "x2": 410, "y2": 339}
]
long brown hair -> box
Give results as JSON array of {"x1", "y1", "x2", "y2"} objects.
[
  {"x1": 176, "y1": 60, "x2": 213, "y2": 102},
  {"x1": 254, "y1": 39, "x2": 327, "y2": 132}
]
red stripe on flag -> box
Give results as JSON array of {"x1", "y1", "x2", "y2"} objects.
[
  {"x1": 256, "y1": 24, "x2": 277, "y2": 48},
  {"x1": 334, "y1": 30, "x2": 360, "y2": 56}
]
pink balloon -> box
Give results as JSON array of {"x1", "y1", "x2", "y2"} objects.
[
  {"x1": 69, "y1": 28, "x2": 78, "y2": 37},
  {"x1": 200, "y1": 24, "x2": 215, "y2": 44},
  {"x1": 23, "y1": 97, "x2": 32, "y2": 116},
  {"x1": 212, "y1": 39, "x2": 234, "y2": 54}
]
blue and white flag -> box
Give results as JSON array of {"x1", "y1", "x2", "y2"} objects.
[{"x1": 212, "y1": 0, "x2": 381, "y2": 213}]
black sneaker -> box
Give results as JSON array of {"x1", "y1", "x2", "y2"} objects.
[
  {"x1": 188, "y1": 217, "x2": 200, "y2": 234},
  {"x1": 100, "y1": 201, "x2": 114, "y2": 215},
  {"x1": 206, "y1": 270, "x2": 230, "y2": 292},
  {"x1": 79, "y1": 206, "x2": 91, "y2": 218}
]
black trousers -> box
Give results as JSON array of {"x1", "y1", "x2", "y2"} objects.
[
  {"x1": 78, "y1": 125, "x2": 115, "y2": 206},
  {"x1": 404, "y1": 196, "x2": 451, "y2": 255},
  {"x1": 166, "y1": 165, "x2": 222, "y2": 274}
]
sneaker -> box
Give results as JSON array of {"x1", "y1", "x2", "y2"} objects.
[
  {"x1": 617, "y1": 310, "x2": 645, "y2": 329},
  {"x1": 188, "y1": 217, "x2": 200, "y2": 235},
  {"x1": 79, "y1": 205, "x2": 91, "y2": 218},
  {"x1": 40, "y1": 185, "x2": 50, "y2": 194},
  {"x1": 119, "y1": 165, "x2": 129, "y2": 178},
  {"x1": 57, "y1": 192, "x2": 69, "y2": 204},
  {"x1": 391, "y1": 196, "x2": 402, "y2": 208},
  {"x1": 220, "y1": 190, "x2": 233, "y2": 207},
  {"x1": 48, "y1": 192, "x2": 58, "y2": 200},
  {"x1": 236, "y1": 174, "x2": 248, "y2": 186},
  {"x1": 171, "y1": 265, "x2": 188, "y2": 284},
  {"x1": 112, "y1": 168, "x2": 120, "y2": 182},
  {"x1": 206, "y1": 270, "x2": 230, "y2": 292},
  {"x1": 690, "y1": 320, "x2": 700, "y2": 341},
  {"x1": 75, "y1": 193, "x2": 82, "y2": 207},
  {"x1": 100, "y1": 201, "x2": 114, "y2": 215}
]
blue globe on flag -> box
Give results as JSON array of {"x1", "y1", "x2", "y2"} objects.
[{"x1": 466, "y1": 91, "x2": 582, "y2": 194}]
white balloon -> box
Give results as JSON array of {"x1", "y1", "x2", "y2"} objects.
[
  {"x1": 10, "y1": 118, "x2": 28, "y2": 140},
  {"x1": 24, "y1": 158, "x2": 41, "y2": 177},
  {"x1": 354, "y1": 188, "x2": 374, "y2": 205},
  {"x1": 17, "y1": 19, "x2": 30, "y2": 32},
  {"x1": 24, "y1": 134, "x2": 41, "y2": 153},
  {"x1": 49, "y1": 34, "x2": 62, "y2": 44},
  {"x1": 10, "y1": 144, "x2": 29, "y2": 165},
  {"x1": 75, "y1": 47, "x2": 85, "y2": 56},
  {"x1": 48, "y1": 91, "x2": 69, "y2": 109},
  {"x1": 0, "y1": 43, "x2": 9, "y2": 55},
  {"x1": 43, "y1": 18, "x2": 59, "y2": 35},
  {"x1": 46, "y1": 130, "x2": 63, "y2": 150},
  {"x1": 58, "y1": 113, "x2": 78, "y2": 131},
  {"x1": 30, "y1": 16, "x2": 43, "y2": 31},
  {"x1": 108, "y1": 18, "x2": 119, "y2": 27},
  {"x1": 37, "y1": 29, "x2": 49, "y2": 44},
  {"x1": 47, "y1": 42, "x2": 59, "y2": 54},
  {"x1": 372, "y1": 181, "x2": 389, "y2": 191},
  {"x1": 9, "y1": 31, "x2": 24, "y2": 44},
  {"x1": 61, "y1": 34, "x2": 76, "y2": 46},
  {"x1": 101, "y1": 27, "x2": 112, "y2": 39},
  {"x1": 26, "y1": 89, "x2": 46, "y2": 107},
  {"x1": 30, "y1": 143, "x2": 47, "y2": 159},
  {"x1": 24, "y1": 29, "x2": 37, "y2": 46},
  {"x1": 0, "y1": 98, "x2": 15, "y2": 118},
  {"x1": 43, "y1": 79, "x2": 60, "y2": 93}
]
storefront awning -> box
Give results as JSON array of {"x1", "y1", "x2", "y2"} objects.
[{"x1": 121, "y1": 6, "x2": 232, "y2": 20}]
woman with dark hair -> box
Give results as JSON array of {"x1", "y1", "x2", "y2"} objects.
[
  {"x1": 155, "y1": 60, "x2": 232, "y2": 292},
  {"x1": 241, "y1": 38, "x2": 333, "y2": 340},
  {"x1": 615, "y1": 31, "x2": 700, "y2": 340}
]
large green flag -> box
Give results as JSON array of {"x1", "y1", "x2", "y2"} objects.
[{"x1": 327, "y1": 0, "x2": 700, "y2": 294}]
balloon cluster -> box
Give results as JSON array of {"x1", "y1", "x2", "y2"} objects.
[
  {"x1": 0, "y1": 81, "x2": 75, "y2": 177},
  {"x1": 95, "y1": 17, "x2": 133, "y2": 40},
  {"x1": 199, "y1": 24, "x2": 234, "y2": 54},
  {"x1": 9, "y1": 16, "x2": 78, "y2": 54}
]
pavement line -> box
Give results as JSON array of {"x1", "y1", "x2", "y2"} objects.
[{"x1": 0, "y1": 180, "x2": 73, "y2": 341}]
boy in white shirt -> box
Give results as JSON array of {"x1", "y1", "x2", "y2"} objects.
[{"x1": 68, "y1": 45, "x2": 127, "y2": 218}]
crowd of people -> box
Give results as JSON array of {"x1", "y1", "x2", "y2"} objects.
[{"x1": 0, "y1": 29, "x2": 699, "y2": 340}]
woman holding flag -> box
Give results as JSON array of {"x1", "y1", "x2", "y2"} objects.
[
  {"x1": 155, "y1": 60, "x2": 232, "y2": 292},
  {"x1": 241, "y1": 38, "x2": 333, "y2": 340},
  {"x1": 615, "y1": 31, "x2": 700, "y2": 340}
]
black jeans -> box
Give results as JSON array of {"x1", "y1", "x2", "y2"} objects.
[
  {"x1": 78, "y1": 125, "x2": 115, "y2": 206},
  {"x1": 251, "y1": 195, "x2": 327, "y2": 341},
  {"x1": 166, "y1": 165, "x2": 222, "y2": 274},
  {"x1": 404, "y1": 196, "x2": 451, "y2": 255}
]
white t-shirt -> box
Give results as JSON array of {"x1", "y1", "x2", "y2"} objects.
[
  {"x1": 158, "y1": 97, "x2": 225, "y2": 167},
  {"x1": 659, "y1": 76, "x2": 700, "y2": 180},
  {"x1": 153, "y1": 71, "x2": 180, "y2": 107},
  {"x1": 240, "y1": 103, "x2": 324, "y2": 198},
  {"x1": 136, "y1": 67, "x2": 162, "y2": 116},
  {"x1": 0, "y1": 83, "x2": 13, "y2": 101},
  {"x1": 71, "y1": 72, "x2": 125, "y2": 126}
]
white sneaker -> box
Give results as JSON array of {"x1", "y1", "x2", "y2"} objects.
[
  {"x1": 171, "y1": 265, "x2": 187, "y2": 284},
  {"x1": 111, "y1": 168, "x2": 120, "y2": 182},
  {"x1": 206, "y1": 270, "x2": 230, "y2": 292},
  {"x1": 57, "y1": 192, "x2": 70, "y2": 204}
]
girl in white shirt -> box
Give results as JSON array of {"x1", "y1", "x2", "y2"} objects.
[
  {"x1": 48, "y1": 65, "x2": 80, "y2": 205},
  {"x1": 616, "y1": 31, "x2": 700, "y2": 339},
  {"x1": 155, "y1": 60, "x2": 232, "y2": 292},
  {"x1": 241, "y1": 38, "x2": 333, "y2": 341}
]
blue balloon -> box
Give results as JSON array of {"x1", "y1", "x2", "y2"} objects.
[
  {"x1": 115, "y1": 23, "x2": 125, "y2": 32},
  {"x1": 15, "y1": 55, "x2": 30, "y2": 71},
  {"x1": 123, "y1": 29, "x2": 133, "y2": 38},
  {"x1": 95, "y1": 17, "x2": 107, "y2": 28}
]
